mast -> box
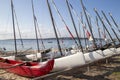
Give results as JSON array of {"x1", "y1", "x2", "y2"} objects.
[
  {"x1": 46, "y1": 0, "x2": 63, "y2": 56},
  {"x1": 66, "y1": 1, "x2": 88, "y2": 50},
  {"x1": 13, "y1": 8, "x2": 24, "y2": 48},
  {"x1": 81, "y1": 12, "x2": 88, "y2": 50},
  {"x1": 37, "y1": 25, "x2": 45, "y2": 49},
  {"x1": 80, "y1": 0, "x2": 97, "y2": 49},
  {"x1": 96, "y1": 16, "x2": 102, "y2": 47},
  {"x1": 102, "y1": 11, "x2": 120, "y2": 42},
  {"x1": 11, "y1": 0, "x2": 17, "y2": 56},
  {"x1": 109, "y1": 13, "x2": 120, "y2": 33},
  {"x1": 51, "y1": 0, "x2": 79, "y2": 47},
  {"x1": 88, "y1": 15, "x2": 92, "y2": 30},
  {"x1": 34, "y1": 16, "x2": 45, "y2": 50},
  {"x1": 66, "y1": 0, "x2": 83, "y2": 52},
  {"x1": 94, "y1": 8, "x2": 116, "y2": 47},
  {"x1": 102, "y1": 17, "x2": 107, "y2": 44},
  {"x1": 31, "y1": 0, "x2": 40, "y2": 53}
]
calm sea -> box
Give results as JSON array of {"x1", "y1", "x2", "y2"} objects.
[{"x1": 0, "y1": 38, "x2": 105, "y2": 51}]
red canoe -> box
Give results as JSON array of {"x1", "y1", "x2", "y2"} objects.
[{"x1": 0, "y1": 58, "x2": 54, "y2": 78}]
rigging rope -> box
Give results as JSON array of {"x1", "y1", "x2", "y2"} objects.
[
  {"x1": 85, "y1": 9, "x2": 107, "y2": 40},
  {"x1": 13, "y1": 6, "x2": 24, "y2": 48},
  {"x1": 68, "y1": 2, "x2": 93, "y2": 41},
  {"x1": 51, "y1": 0, "x2": 79, "y2": 47},
  {"x1": 34, "y1": 16, "x2": 46, "y2": 50}
]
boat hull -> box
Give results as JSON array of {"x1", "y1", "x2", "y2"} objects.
[
  {"x1": 1, "y1": 53, "x2": 42, "y2": 61},
  {"x1": 0, "y1": 58, "x2": 54, "y2": 78},
  {"x1": 52, "y1": 51, "x2": 85, "y2": 72},
  {"x1": 103, "y1": 48, "x2": 118, "y2": 57},
  {"x1": 84, "y1": 50, "x2": 105, "y2": 63},
  {"x1": 25, "y1": 53, "x2": 42, "y2": 60},
  {"x1": 116, "y1": 47, "x2": 120, "y2": 54},
  {"x1": 1, "y1": 56, "x2": 15, "y2": 60}
]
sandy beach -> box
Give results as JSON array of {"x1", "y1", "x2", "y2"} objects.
[{"x1": 0, "y1": 55, "x2": 120, "y2": 80}]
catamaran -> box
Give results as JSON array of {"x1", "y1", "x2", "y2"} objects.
[{"x1": 0, "y1": 57, "x2": 54, "y2": 78}]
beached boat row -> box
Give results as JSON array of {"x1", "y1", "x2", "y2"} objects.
[
  {"x1": 1, "y1": 47, "x2": 120, "y2": 77},
  {"x1": 0, "y1": 0, "x2": 120, "y2": 79}
]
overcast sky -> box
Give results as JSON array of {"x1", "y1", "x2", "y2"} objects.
[{"x1": 0, "y1": 0, "x2": 120, "y2": 40}]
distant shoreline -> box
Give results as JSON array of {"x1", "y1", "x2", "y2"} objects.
[{"x1": 0, "y1": 37, "x2": 104, "y2": 41}]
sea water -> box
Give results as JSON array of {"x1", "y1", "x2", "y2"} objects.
[{"x1": 0, "y1": 38, "x2": 105, "y2": 51}]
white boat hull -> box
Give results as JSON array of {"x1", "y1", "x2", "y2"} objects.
[
  {"x1": 52, "y1": 51, "x2": 85, "y2": 72},
  {"x1": 1, "y1": 56, "x2": 15, "y2": 60},
  {"x1": 103, "y1": 48, "x2": 118, "y2": 57},
  {"x1": 25, "y1": 53, "x2": 41, "y2": 60},
  {"x1": 71, "y1": 49, "x2": 78, "y2": 54},
  {"x1": 1, "y1": 53, "x2": 42, "y2": 60},
  {"x1": 84, "y1": 50, "x2": 105, "y2": 63},
  {"x1": 116, "y1": 47, "x2": 120, "y2": 54}
]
